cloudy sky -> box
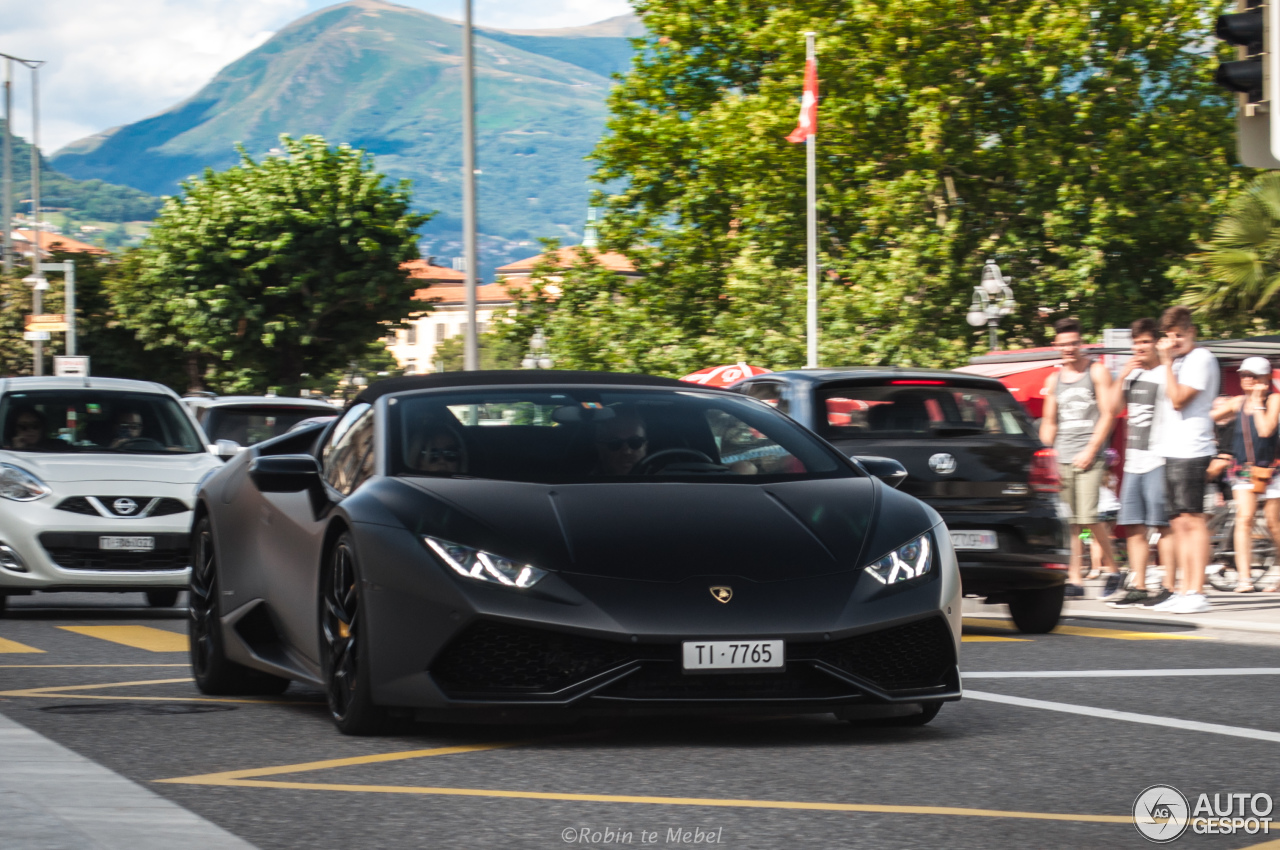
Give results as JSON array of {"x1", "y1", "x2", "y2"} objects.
[{"x1": 2, "y1": 0, "x2": 632, "y2": 155}]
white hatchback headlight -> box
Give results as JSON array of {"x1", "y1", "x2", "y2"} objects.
[
  {"x1": 0, "y1": 463, "x2": 51, "y2": 502},
  {"x1": 423, "y1": 536, "x2": 546, "y2": 588},
  {"x1": 864, "y1": 533, "x2": 933, "y2": 585}
]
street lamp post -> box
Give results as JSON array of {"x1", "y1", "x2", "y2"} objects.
[
  {"x1": 965, "y1": 260, "x2": 1016, "y2": 351},
  {"x1": 521, "y1": 328, "x2": 553, "y2": 370}
]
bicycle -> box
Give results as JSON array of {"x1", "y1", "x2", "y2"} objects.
[{"x1": 1206, "y1": 499, "x2": 1277, "y2": 592}]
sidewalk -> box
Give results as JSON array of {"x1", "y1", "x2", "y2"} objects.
[
  {"x1": 0, "y1": 712, "x2": 256, "y2": 850},
  {"x1": 964, "y1": 583, "x2": 1280, "y2": 636}
]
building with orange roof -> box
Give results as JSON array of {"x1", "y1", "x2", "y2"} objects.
[
  {"x1": 386, "y1": 259, "x2": 536, "y2": 374},
  {"x1": 13, "y1": 229, "x2": 111, "y2": 258},
  {"x1": 494, "y1": 245, "x2": 639, "y2": 280}
]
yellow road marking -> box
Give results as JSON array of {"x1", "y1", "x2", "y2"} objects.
[
  {"x1": 157, "y1": 744, "x2": 1131, "y2": 825},
  {"x1": 1238, "y1": 838, "x2": 1280, "y2": 849},
  {"x1": 1052, "y1": 624, "x2": 1208, "y2": 641},
  {"x1": 0, "y1": 664, "x2": 187, "y2": 668},
  {"x1": 60, "y1": 625, "x2": 188, "y2": 652},
  {"x1": 0, "y1": 636, "x2": 44, "y2": 653},
  {"x1": 962, "y1": 617, "x2": 1208, "y2": 641},
  {"x1": 159, "y1": 776, "x2": 1132, "y2": 824},
  {"x1": 0, "y1": 676, "x2": 314, "y2": 706},
  {"x1": 160, "y1": 742, "x2": 527, "y2": 784},
  {"x1": 962, "y1": 635, "x2": 1030, "y2": 643}
]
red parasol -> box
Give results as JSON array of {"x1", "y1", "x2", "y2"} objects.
[{"x1": 679, "y1": 363, "x2": 772, "y2": 388}]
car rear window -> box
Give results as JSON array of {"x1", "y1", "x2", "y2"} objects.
[
  {"x1": 203, "y1": 406, "x2": 329, "y2": 447},
  {"x1": 818, "y1": 381, "x2": 1034, "y2": 440}
]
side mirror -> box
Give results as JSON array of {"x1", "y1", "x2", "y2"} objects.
[
  {"x1": 854, "y1": 455, "x2": 909, "y2": 489},
  {"x1": 214, "y1": 439, "x2": 240, "y2": 460},
  {"x1": 249, "y1": 454, "x2": 322, "y2": 493}
]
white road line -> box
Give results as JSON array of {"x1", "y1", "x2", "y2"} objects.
[
  {"x1": 965, "y1": 668, "x2": 1280, "y2": 679},
  {"x1": 966, "y1": 690, "x2": 1280, "y2": 744}
]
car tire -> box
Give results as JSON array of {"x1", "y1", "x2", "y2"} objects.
[
  {"x1": 320, "y1": 532, "x2": 388, "y2": 736},
  {"x1": 0, "y1": 593, "x2": 7, "y2": 617},
  {"x1": 1008, "y1": 584, "x2": 1065, "y2": 634},
  {"x1": 188, "y1": 516, "x2": 290, "y2": 696},
  {"x1": 146, "y1": 589, "x2": 180, "y2": 608}
]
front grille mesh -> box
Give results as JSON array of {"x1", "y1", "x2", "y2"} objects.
[
  {"x1": 431, "y1": 621, "x2": 634, "y2": 693},
  {"x1": 53, "y1": 497, "x2": 190, "y2": 518},
  {"x1": 813, "y1": 617, "x2": 954, "y2": 690},
  {"x1": 55, "y1": 497, "x2": 98, "y2": 516},
  {"x1": 431, "y1": 617, "x2": 956, "y2": 700}
]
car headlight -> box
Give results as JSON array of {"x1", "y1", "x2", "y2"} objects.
[
  {"x1": 423, "y1": 536, "x2": 546, "y2": 588},
  {"x1": 864, "y1": 532, "x2": 933, "y2": 585},
  {"x1": 0, "y1": 463, "x2": 51, "y2": 502}
]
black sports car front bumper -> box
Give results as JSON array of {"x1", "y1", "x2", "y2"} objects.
[{"x1": 354, "y1": 522, "x2": 963, "y2": 720}]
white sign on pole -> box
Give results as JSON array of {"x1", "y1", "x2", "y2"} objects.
[
  {"x1": 53, "y1": 355, "x2": 89, "y2": 377},
  {"x1": 22, "y1": 331, "x2": 50, "y2": 341},
  {"x1": 1102, "y1": 328, "x2": 1132, "y2": 376}
]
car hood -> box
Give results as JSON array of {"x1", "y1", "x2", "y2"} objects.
[
  {"x1": 0, "y1": 451, "x2": 221, "y2": 484},
  {"x1": 388, "y1": 477, "x2": 888, "y2": 582}
]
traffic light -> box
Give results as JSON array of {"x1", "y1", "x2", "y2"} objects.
[{"x1": 1215, "y1": 0, "x2": 1280, "y2": 168}]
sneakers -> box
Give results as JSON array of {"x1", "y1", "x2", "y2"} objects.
[
  {"x1": 1064, "y1": 583, "x2": 1085, "y2": 598},
  {"x1": 1167, "y1": 592, "x2": 1212, "y2": 614},
  {"x1": 1100, "y1": 573, "x2": 1127, "y2": 601},
  {"x1": 1107, "y1": 588, "x2": 1150, "y2": 608},
  {"x1": 1145, "y1": 589, "x2": 1178, "y2": 609}
]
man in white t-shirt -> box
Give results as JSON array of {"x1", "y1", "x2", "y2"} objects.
[
  {"x1": 1151, "y1": 306, "x2": 1220, "y2": 614},
  {"x1": 1107, "y1": 317, "x2": 1175, "y2": 608}
]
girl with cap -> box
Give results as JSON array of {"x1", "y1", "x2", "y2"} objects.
[{"x1": 1211, "y1": 356, "x2": 1280, "y2": 592}]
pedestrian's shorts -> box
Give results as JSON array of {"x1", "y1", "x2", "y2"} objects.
[
  {"x1": 1058, "y1": 460, "x2": 1105, "y2": 525},
  {"x1": 1227, "y1": 464, "x2": 1280, "y2": 499},
  {"x1": 1117, "y1": 467, "x2": 1168, "y2": 528},
  {"x1": 1165, "y1": 456, "x2": 1212, "y2": 516}
]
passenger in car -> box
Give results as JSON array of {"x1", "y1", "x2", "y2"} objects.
[
  {"x1": 593, "y1": 411, "x2": 649, "y2": 475},
  {"x1": 4, "y1": 406, "x2": 48, "y2": 449},
  {"x1": 413, "y1": 423, "x2": 468, "y2": 475},
  {"x1": 109, "y1": 409, "x2": 145, "y2": 448}
]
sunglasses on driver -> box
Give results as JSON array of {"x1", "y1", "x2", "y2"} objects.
[{"x1": 599, "y1": 436, "x2": 647, "y2": 452}]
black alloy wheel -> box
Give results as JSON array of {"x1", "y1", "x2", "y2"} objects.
[
  {"x1": 188, "y1": 516, "x2": 289, "y2": 695},
  {"x1": 320, "y1": 532, "x2": 386, "y2": 735}
]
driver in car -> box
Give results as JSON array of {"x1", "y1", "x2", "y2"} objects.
[
  {"x1": 593, "y1": 412, "x2": 648, "y2": 475},
  {"x1": 109, "y1": 409, "x2": 145, "y2": 448}
]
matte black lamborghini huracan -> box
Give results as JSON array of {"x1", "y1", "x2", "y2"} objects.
[{"x1": 189, "y1": 372, "x2": 962, "y2": 734}]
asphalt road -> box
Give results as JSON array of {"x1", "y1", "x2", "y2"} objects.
[{"x1": 2, "y1": 592, "x2": 1279, "y2": 850}]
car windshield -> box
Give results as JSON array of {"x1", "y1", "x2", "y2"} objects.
[
  {"x1": 203, "y1": 406, "x2": 329, "y2": 446},
  {"x1": 818, "y1": 381, "x2": 1035, "y2": 440},
  {"x1": 391, "y1": 387, "x2": 852, "y2": 484},
  {"x1": 0, "y1": 390, "x2": 204, "y2": 454}
]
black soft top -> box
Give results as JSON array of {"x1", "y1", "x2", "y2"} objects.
[{"x1": 352, "y1": 370, "x2": 709, "y2": 406}]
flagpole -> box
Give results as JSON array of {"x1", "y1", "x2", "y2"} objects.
[{"x1": 804, "y1": 31, "x2": 818, "y2": 369}]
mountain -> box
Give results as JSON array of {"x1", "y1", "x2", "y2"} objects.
[
  {"x1": 2, "y1": 119, "x2": 161, "y2": 225},
  {"x1": 50, "y1": 0, "x2": 642, "y2": 272}
]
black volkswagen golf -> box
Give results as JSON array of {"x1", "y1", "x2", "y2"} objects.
[
  {"x1": 190, "y1": 371, "x2": 961, "y2": 734},
  {"x1": 731, "y1": 368, "x2": 1069, "y2": 633}
]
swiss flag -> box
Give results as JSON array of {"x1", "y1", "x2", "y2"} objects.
[{"x1": 786, "y1": 58, "x2": 818, "y2": 143}]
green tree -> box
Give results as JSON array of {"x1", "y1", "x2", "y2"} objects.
[
  {"x1": 531, "y1": 0, "x2": 1244, "y2": 375},
  {"x1": 1184, "y1": 172, "x2": 1280, "y2": 336},
  {"x1": 433, "y1": 332, "x2": 524, "y2": 372},
  {"x1": 111, "y1": 135, "x2": 428, "y2": 393}
]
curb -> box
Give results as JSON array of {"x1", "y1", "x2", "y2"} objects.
[{"x1": 963, "y1": 603, "x2": 1280, "y2": 636}]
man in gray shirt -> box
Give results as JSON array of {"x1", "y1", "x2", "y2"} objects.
[{"x1": 1040, "y1": 317, "x2": 1117, "y2": 597}]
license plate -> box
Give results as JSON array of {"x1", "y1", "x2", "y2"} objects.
[
  {"x1": 99, "y1": 536, "x2": 155, "y2": 551},
  {"x1": 950, "y1": 530, "x2": 998, "y2": 550},
  {"x1": 682, "y1": 640, "x2": 784, "y2": 672}
]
